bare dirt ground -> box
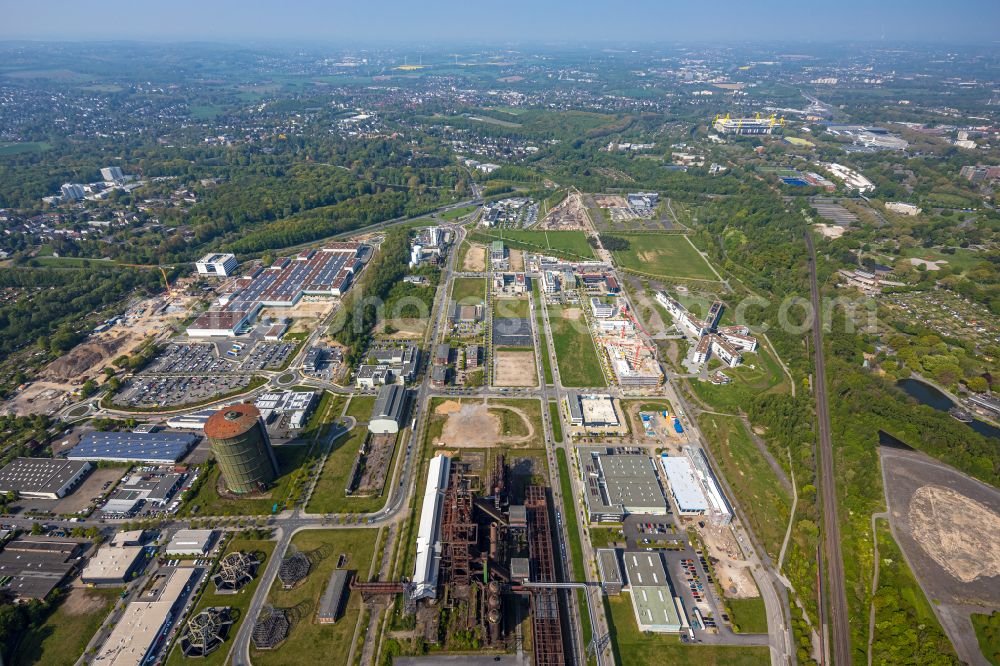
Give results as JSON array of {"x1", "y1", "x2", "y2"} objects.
[
  {"x1": 462, "y1": 244, "x2": 486, "y2": 272},
  {"x1": 593, "y1": 194, "x2": 629, "y2": 208},
  {"x1": 5, "y1": 382, "x2": 71, "y2": 416},
  {"x1": 493, "y1": 351, "x2": 537, "y2": 387},
  {"x1": 562, "y1": 307, "x2": 582, "y2": 321},
  {"x1": 62, "y1": 587, "x2": 110, "y2": 615},
  {"x1": 260, "y1": 298, "x2": 336, "y2": 334},
  {"x1": 909, "y1": 485, "x2": 1000, "y2": 583},
  {"x1": 374, "y1": 317, "x2": 427, "y2": 340},
  {"x1": 509, "y1": 249, "x2": 525, "y2": 272},
  {"x1": 433, "y1": 400, "x2": 535, "y2": 448},
  {"x1": 880, "y1": 443, "x2": 1000, "y2": 666},
  {"x1": 538, "y1": 192, "x2": 592, "y2": 231},
  {"x1": 701, "y1": 525, "x2": 758, "y2": 599}
]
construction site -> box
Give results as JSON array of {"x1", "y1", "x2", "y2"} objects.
[
  {"x1": 352, "y1": 454, "x2": 574, "y2": 664},
  {"x1": 592, "y1": 301, "x2": 664, "y2": 388}
]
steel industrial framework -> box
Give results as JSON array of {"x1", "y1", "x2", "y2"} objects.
[
  {"x1": 251, "y1": 606, "x2": 290, "y2": 650},
  {"x1": 350, "y1": 580, "x2": 409, "y2": 603},
  {"x1": 525, "y1": 485, "x2": 566, "y2": 666},
  {"x1": 439, "y1": 470, "x2": 477, "y2": 587},
  {"x1": 277, "y1": 551, "x2": 310, "y2": 588},
  {"x1": 180, "y1": 607, "x2": 233, "y2": 657}
]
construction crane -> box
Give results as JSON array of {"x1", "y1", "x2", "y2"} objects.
[{"x1": 120, "y1": 263, "x2": 173, "y2": 296}]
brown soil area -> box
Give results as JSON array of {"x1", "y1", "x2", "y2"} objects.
[
  {"x1": 62, "y1": 587, "x2": 110, "y2": 616},
  {"x1": 593, "y1": 194, "x2": 629, "y2": 208},
  {"x1": 435, "y1": 401, "x2": 535, "y2": 448},
  {"x1": 462, "y1": 245, "x2": 486, "y2": 272},
  {"x1": 493, "y1": 351, "x2": 537, "y2": 387},
  {"x1": 538, "y1": 192, "x2": 591, "y2": 231},
  {"x1": 908, "y1": 484, "x2": 1000, "y2": 583},
  {"x1": 509, "y1": 249, "x2": 525, "y2": 271},
  {"x1": 561, "y1": 307, "x2": 582, "y2": 320}
]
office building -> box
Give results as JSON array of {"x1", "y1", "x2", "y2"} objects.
[
  {"x1": 101, "y1": 166, "x2": 125, "y2": 182},
  {"x1": 590, "y1": 297, "x2": 615, "y2": 319},
  {"x1": 0, "y1": 458, "x2": 92, "y2": 499},
  {"x1": 597, "y1": 549, "x2": 623, "y2": 595},
  {"x1": 204, "y1": 404, "x2": 279, "y2": 495},
  {"x1": 195, "y1": 253, "x2": 239, "y2": 277},
  {"x1": 713, "y1": 116, "x2": 778, "y2": 135},
  {"x1": 60, "y1": 183, "x2": 85, "y2": 201}
]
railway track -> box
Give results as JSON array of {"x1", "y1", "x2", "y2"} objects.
[{"x1": 805, "y1": 231, "x2": 852, "y2": 665}]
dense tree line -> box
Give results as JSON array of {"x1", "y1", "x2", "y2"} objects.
[
  {"x1": 597, "y1": 234, "x2": 630, "y2": 251},
  {"x1": 330, "y1": 228, "x2": 410, "y2": 365}
]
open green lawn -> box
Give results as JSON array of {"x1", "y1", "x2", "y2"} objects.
[
  {"x1": 609, "y1": 234, "x2": 718, "y2": 281},
  {"x1": 973, "y1": 611, "x2": 1000, "y2": 666},
  {"x1": 250, "y1": 530, "x2": 377, "y2": 666},
  {"x1": 345, "y1": 395, "x2": 376, "y2": 423},
  {"x1": 725, "y1": 597, "x2": 768, "y2": 634},
  {"x1": 689, "y1": 345, "x2": 787, "y2": 414},
  {"x1": 532, "y1": 285, "x2": 554, "y2": 384},
  {"x1": 555, "y1": 449, "x2": 592, "y2": 649},
  {"x1": 590, "y1": 527, "x2": 625, "y2": 549},
  {"x1": 307, "y1": 426, "x2": 398, "y2": 514},
  {"x1": 0, "y1": 141, "x2": 51, "y2": 155},
  {"x1": 606, "y1": 595, "x2": 769, "y2": 666},
  {"x1": 491, "y1": 398, "x2": 544, "y2": 447},
  {"x1": 451, "y1": 276, "x2": 486, "y2": 304},
  {"x1": 441, "y1": 204, "x2": 478, "y2": 220},
  {"x1": 494, "y1": 296, "x2": 531, "y2": 319},
  {"x1": 899, "y1": 246, "x2": 985, "y2": 274},
  {"x1": 183, "y1": 444, "x2": 311, "y2": 516},
  {"x1": 12, "y1": 587, "x2": 121, "y2": 666},
  {"x1": 548, "y1": 401, "x2": 562, "y2": 442},
  {"x1": 469, "y1": 229, "x2": 594, "y2": 260},
  {"x1": 697, "y1": 413, "x2": 790, "y2": 561},
  {"x1": 165, "y1": 538, "x2": 276, "y2": 666},
  {"x1": 548, "y1": 305, "x2": 606, "y2": 387}
]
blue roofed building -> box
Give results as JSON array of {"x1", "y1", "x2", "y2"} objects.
[{"x1": 67, "y1": 431, "x2": 198, "y2": 464}]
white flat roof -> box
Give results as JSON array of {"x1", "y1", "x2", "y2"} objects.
[
  {"x1": 412, "y1": 454, "x2": 450, "y2": 600},
  {"x1": 660, "y1": 455, "x2": 709, "y2": 512}
]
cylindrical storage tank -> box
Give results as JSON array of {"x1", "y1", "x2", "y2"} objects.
[
  {"x1": 488, "y1": 580, "x2": 500, "y2": 595},
  {"x1": 488, "y1": 594, "x2": 500, "y2": 610},
  {"x1": 488, "y1": 608, "x2": 501, "y2": 624},
  {"x1": 205, "y1": 403, "x2": 278, "y2": 494}
]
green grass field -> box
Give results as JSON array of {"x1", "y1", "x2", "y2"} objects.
[
  {"x1": 491, "y1": 398, "x2": 545, "y2": 447},
  {"x1": 548, "y1": 305, "x2": 606, "y2": 387},
  {"x1": 0, "y1": 141, "x2": 51, "y2": 155},
  {"x1": 469, "y1": 229, "x2": 594, "y2": 260},
  {"x1": 494, "y1": 297, "x2": 530, "y2": 319},
  {"x1": 609, "y1": 234, "x2": 718, "y2": 280},
  {"x1": 697, "y1": 414, "x2": 790, "y2": 561},
  {"x1": 899, "y1": 246, "x2": 985, "y2": 274},
  {"x1": 441, "y1": 205, "x2": 478, "y2": 220},
  {"x1": 250, "y1": 530, "x2": 377, "y2": 666},
  {"x1": 555, "y1": 449, "x2": 592, "y2": 649},
  {"x1": 605, "y1": 595, "x2": 769, "y2": 666},
  {"x1": 183, "y1": 444, "x2": 311, "y2": 516},
  {"x1": 532, "y1": 284, "x2": 554, "y2": 384},
  {"x1": 549, "y1": 401, "x2": 562, "y2": 442},
  {"x1": 725, "y1": 597, "x2": 768, "y2": 634},
  {"x1": 689, "y1": 346, "x2": 788, "y2": 414},
  {"x1": 307, "y1": 426, "x2": 397, "y2": 514},
  {"x1": 451, "y1": 276, "x2": 486, "y2": 304},
  {"x1": 344, "y1": 395, "x2": 376, "y2": 422},
  {"x1": 973, "y1": 611, "x2": 1000, "y2": 666},
  {"x1": 12, "y1": 587, "x2": 121, "y2": 666},
  {"x1": 165, "y1": 538, "x2": 277, "y2": 666}
]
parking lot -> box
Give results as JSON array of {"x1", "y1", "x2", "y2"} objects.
[
  {"x1": 145, "y1": 341, "x2": 296, "y2": 374},
  {"x1": 621, "y1": 514, "x2": 737, "y2": 639},
  {"x1": 236, "y1": 341, "x2": 295, "y2": 371},
  {"x1": 114, "y1": 374, "x2": 254, "y2": 408}
]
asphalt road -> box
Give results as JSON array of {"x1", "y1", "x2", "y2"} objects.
[{"x1": 805, "y1": 230, "x2": 852, "y2": 666}]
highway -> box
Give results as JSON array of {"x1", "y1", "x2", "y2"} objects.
[{"x1": 805, "y1": 230, "x2": 852, "y2": 666}]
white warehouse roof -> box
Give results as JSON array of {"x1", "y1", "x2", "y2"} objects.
[{"x1": 660, "y1": 455, "x2": 709, "y2": 513}]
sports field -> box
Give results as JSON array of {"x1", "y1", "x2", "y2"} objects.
[
  {"x1": 548, "y1": 305, "x2": 606, "y2": 387},
  {"x1": 470, "y1": 229, "x2": 594, "y2": 260},
  {"x1": 610, "y1": 234, "x2": 718, "y2": 280}
]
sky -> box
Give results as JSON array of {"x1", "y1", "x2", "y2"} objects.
[{"x1": 3, "y1": 0, "x2": 999, "y2": 44}]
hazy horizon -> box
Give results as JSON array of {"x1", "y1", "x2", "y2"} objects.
[{"x1": 4, "y1": 0, "x2": 1000, "y2": 45}]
